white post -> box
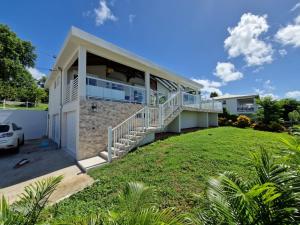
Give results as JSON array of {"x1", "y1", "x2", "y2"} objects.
[
  {"x1": 107, "y1": 126, "x2": 112, "y2": 162},
  {"x1": 145, "y1": 106, "x2": 149, "y2": 129},
  {"x1": 159, "y1": 104, "x2": 163, "y2": 128},
  {"x1": 145, "y1": 71, "x2": 150, "y2": 105},
  {"x1": 3, "y1": 99, "x2": 5, "y2": 109},
  {"x1": 78, "y1": 46, "x2": 87, "y2": 100}
]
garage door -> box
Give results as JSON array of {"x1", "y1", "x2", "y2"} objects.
[
  {"x1": 52, "y1": 114, "x2": 59, "y2": 144},
  {"x1": 66, "y1": 111, "x2": 76, "y2": 156}
]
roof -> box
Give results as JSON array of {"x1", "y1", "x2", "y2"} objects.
[
  {"x1": 213, "y1": 94, "x2": 259, "y2": 100},
  {"x1": 45, "y1": 27, "x2": 203, "y2": 90}
]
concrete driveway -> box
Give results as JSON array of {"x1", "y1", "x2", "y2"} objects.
[{"x1": 0, "y1": 139, "x2": 93, "y2": 204}]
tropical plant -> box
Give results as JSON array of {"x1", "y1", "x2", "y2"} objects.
[
  {"x1": 0, "y1": 176, "x2": 63, "y2": 225},
  {"x1": 256, "y1": 97, "x2": 282, "y2": 125},
  {"x1": 280, "y1": 136, "x2": 300, "y2": 153},
  {"x1": 197, "y1": 149, "x2": 300, "y2": 225},
  {"x1": 65, "y1": 182, "x2": 187, "y2": 225},
  {"x1": 235, "y1": 115, "x2": 251, "y2": 128},
  {"x1": 278, "y1": 98, "x2": 300, "y2": 122},
  {"x1": 288, "y1": 110, "x2": 300, "y2": 125}
]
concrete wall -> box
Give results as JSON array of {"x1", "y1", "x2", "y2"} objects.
[
  {"x1": 0, "y1": 110, "x2": 48, "y2": 140},
  {"x1": 208, "y1": 113, "x2": 218, "y2": 127},
  {"x1": 180, "y1": 111, "x2": 210, "y2": 129},
  {"x1": 78, "y1": 99, "x2": 143, "y2": 160}
]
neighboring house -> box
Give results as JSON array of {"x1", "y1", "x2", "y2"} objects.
[
  {"x1": 45, "y1": 27, "x2": 222, "y2": 169},
  {"x1": 213, "y1": 94, "x2": 259, "y2": 115}
]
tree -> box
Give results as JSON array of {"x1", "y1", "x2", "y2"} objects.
[
  {"x1": 197, "y1": 149, "x2": 300, "y2": 225},
  {"x1": 0, "y1": 176, "x2": 62, "y2": 225},
  {"x1": 210, "y1": 92, "x2": 219, "y2": 98},
  {"x1": 0, "y1": 24, "x2": 36, "y2": 81},
  {"x1": 278, "y1": 98, "x2": 300, "y2": 121},
  {"x1": 256, "y1": 97, "x2": 282, "y2": 125},
  {"x1": 0, "y1": 24, "x2": 47, "y2": 103}
]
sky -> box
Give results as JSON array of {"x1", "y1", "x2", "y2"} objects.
[{"x1": 1, "y1": 0, "x2": 300, "y2": 99}]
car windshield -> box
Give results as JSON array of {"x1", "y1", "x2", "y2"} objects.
[{"x1": 0, "y1": 125, "x2": 10, "y2": 133}]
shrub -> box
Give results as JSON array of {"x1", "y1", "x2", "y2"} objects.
[
  {"x1": 252, "y1": 122, "x2": 268, "y2": 131},
  {"x1": 235, "y1": 115, "x2": 251, "y2": 128},
  {"x1": 268, "y1": 121, "x2": 285, "y2": 132},
  {"x1": 218, "y1": 117, "x2": 227, "y2": 126}
]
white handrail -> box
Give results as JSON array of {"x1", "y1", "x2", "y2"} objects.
[{"x1": 161, "y1": 92, "x2": 181, "y2": 125}]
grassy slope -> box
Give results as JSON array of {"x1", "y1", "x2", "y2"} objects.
[{"x1": 49, "y1": 127, "x2": 295, "y2": 221}]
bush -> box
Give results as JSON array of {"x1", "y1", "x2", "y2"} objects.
[
  {"x1": 268, "y1": 121, "x2": 285, "y2": 132},
  {"x1": 235, "y1": 115, "x2": 251, "y2": 128},
  {"x1": 218, "y1": 117, "x2": 227, "y2": 126}
]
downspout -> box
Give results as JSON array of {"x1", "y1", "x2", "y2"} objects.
[{"x1": 58, "y1": 67, "x2": 63, "y2": 149}]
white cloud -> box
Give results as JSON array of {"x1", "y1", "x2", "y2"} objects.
[
  {"x1": 129, "y1": 14, "x2": 136, "y2": 24},
  {"x1": 224, "y1": 13, "x2": 273, "y2": 66},
  {"x1": 192, "y1": 79, "x2": 223, "y2": 97},
  {"x1": 254, "y1": 88, "x2": 279, "y2": 99},
  {"x1": 214, "y1": 62, "x2": 243, "y2": 82},
  {"x1": 285, "y1": 91, "x2": 300, "y2": 99},
  {"x1": 27, "y1": 67, "x2": 46, "y2": 80},
  {"x1": 263, "y1": 79, "x2": 275, "y2": 91},
  {"x1": 254, "y1": 79, "x2": 278, "y2": 99},
  {"x1": 278, "y1": 49, "x2": 287, "y2": 56},
  {"x1": 275, "y1": 15, "x2": 300, "y2": 47},
  {"x1": 94, "y1": 0, "x2": 117, "y2": 26},
  {"x1": 291, "y1": 2, "x2": 300, "y2": 11}
]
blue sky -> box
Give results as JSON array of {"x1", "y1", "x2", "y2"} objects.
[{"x1": 1, "y1": 0, "x2": 300, "y2": 99}]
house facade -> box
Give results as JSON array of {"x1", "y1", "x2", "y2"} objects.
[
  {"x1": 45, "y1": 27, "x2": 222, "y2": 168},
  {"x1": 213, "y1": 94, "x2": 259, "y2": 115}
]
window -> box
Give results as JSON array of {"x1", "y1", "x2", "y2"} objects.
[
  {"x1": 222, "y1": 100, "x2": 226, "y2": 105},
  {"x1": 12, "y1": 123, "x2": 18, "y2": 131},
  {"x1": 0, "y1": 125, "x2": 10, "y2": 133}
]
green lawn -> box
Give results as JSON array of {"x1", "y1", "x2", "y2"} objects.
[
  {"x1": 0, "y1": 103, "x2": 48, "y2": 110},
  {"x1": 47, "y1": 127, "x2": 297, "y2": 222}
]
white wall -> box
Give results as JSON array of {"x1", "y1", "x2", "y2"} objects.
[
  {"x1": 0, "y1": 110, "x2": 48, "y2": 140},
  {"x1": 208, "y1": 113, "x2": 218, "y2": 127},
  {"x1": 181, "y1": 111, "x2": 199, "y2": 129}
]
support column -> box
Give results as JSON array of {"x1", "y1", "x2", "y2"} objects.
[
  {"x1": 78, "y1": 46, "x2": 87, "y2": 100},
  {"x1": 145, "y1": 71, "x2": 150, "y2": 105}
]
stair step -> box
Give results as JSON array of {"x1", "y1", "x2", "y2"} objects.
[
  {"x1": 120, "y1": 138, "x2": 136, "y2": 144},
  {"x1": 125, "y1": 134, "x2": 142, "y2": 140},
  {"x1": 115, "y1": 142, "x2": 130, "y2": 150}
]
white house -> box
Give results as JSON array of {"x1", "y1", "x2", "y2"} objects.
[
  {"x1": 45, "y1": 27, "x2": 222, "y2": 169},
  {"x1": 213, "y1": 94, "x2": 259, "y2": 115}
]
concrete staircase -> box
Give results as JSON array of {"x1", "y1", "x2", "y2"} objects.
[{"x1": 101, "y1": 91, "x2": 182, "y2": 163}]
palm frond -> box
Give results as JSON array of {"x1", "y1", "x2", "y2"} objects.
[{"x1": 13, "y1": 175, "x2": 63, "y2": 225}]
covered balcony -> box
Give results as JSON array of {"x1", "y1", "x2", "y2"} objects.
[{"x1": 61, "y1": 48, "x2": 221, "y2": 112}]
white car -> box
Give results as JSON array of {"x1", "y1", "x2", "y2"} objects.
[{"x1": 0, "y1": 123, "x2": 24, "y2": 153}]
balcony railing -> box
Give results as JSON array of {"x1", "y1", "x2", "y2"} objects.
[
  {"x1": 86, "y1": 75, "x2": 146, "y2": 104},
  {"x1": 237, "y1": 106, "x2": 255, "y2": 113},
  {"x1": 182, "y1": 92, "x2": 223, "y2": 112}
]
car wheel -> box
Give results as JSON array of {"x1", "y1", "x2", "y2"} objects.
[
  {"x1": 21, "y1": 135, "x2": 25, "y2": 145},
  {"x1": 13, "y1": 140, "x2": 20, "y2": 154}
]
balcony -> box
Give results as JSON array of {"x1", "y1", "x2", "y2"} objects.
[
  {"x1": 86, "y1": 75, "x2": 146, "y2": 104},
  {"x1": 182, "y1": 92, "x2": 223, "y2": 112},
  {"x1": 237, "y1": 106, "x2": 255, "y2": 113}
]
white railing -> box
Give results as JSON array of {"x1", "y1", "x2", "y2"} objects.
[
  {"x1": 161, "y1": 92, "x2": 181, "y2": 124},
  {"x1": 148, "y1": 107, "x2": 160, "y2": 127},
  {"x1": 200, "y1": 100, "x2": 223, "y2": 112},
  {"x1": 64, "y1": 77, "x2": 79, "y2": 104},
  {"x1": 108, "y1": 107, "x2": 148, "y2": 160},
  {"x1": 86, "y1": 75, "x2": 146, "y2": 104},
  {"x1": 182, "y1": 92, "x2": 198, "y2": 107}
]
